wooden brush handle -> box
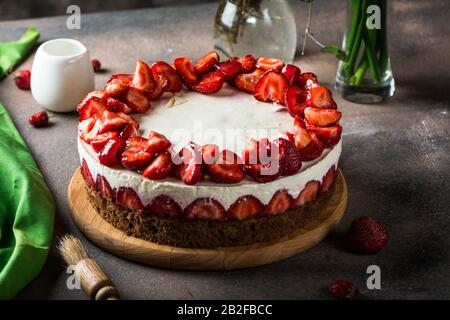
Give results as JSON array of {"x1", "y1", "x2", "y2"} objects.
[{"x1": 75, "y1": 258, "x2": 119, "y2": 300}]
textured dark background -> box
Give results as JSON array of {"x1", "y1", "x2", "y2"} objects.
[{"x1": 0, "y1": 0, "x2": 218, "y2": 21}]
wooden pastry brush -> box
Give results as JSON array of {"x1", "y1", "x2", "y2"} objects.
[{"x1": 57, "y1": 235, "x2": 119, "y2": 300}]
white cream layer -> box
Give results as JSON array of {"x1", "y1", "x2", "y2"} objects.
[
  {"x1": 78, "y1": 139, "x2": 341, "y2": 210},
  {"x1": 136, "y1": 87, "x2": 293, "y2": 153}
]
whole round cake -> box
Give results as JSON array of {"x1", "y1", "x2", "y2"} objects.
[{"x1": 77, "y1": 52, "x2": 343, "y2": 248}]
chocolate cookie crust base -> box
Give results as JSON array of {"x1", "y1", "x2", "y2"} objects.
[{"x1": 84, "y1": 178, "x2": 336, "y2": 249}]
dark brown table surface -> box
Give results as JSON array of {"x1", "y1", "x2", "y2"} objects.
[{"x1": 1, "y1": 1, "x2": 449, "y2": 299}]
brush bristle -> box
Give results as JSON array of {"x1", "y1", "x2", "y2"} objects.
[{"x1": 57, "y1": 235, "x2": 89, "y2": 266}]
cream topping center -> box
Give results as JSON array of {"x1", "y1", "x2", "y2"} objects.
[{"x1": 137, "y1": 86, "x2": 293, "y2": 153}]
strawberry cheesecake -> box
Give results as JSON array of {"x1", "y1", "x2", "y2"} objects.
[{"x1": 77, "y1": 52, "x2": 343, "y2": 248}]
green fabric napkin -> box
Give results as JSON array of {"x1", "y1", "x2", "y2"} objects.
[
  {"x1": 0, "y1": 103, "x2": 54, "y2": 299},
  {"x1": 0, "y1": 28, "x2": 40, "y2": 78}
]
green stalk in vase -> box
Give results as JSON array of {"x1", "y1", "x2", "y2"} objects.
[
  {"x1": 302, "y1": 0, "x2": 389, "y2": 86},
  {"x1": 379, "y1": 0, "x2": 389, "y2": 75},
  {"x1": 364, "y1": 18, "x2": 381, "y2": 83},
  {"x1": 345, "y1": 0, "x2": 362, "y2": 58},
  {"x1": 347, "y1": 0, "x2": 389, "y2": 85},
  {"x1": 350, "y1": 53, "x2": 368, "y2": 85},
  {"x1": 345, "y1": 0, "x2": 366, "y2": 76}
]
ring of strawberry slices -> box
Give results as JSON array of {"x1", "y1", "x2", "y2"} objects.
[{"x1": 78, "y1": 51, "x2": 342, "y2": 220}]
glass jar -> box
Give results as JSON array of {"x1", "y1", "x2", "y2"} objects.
[
  {"x1": 214, "y1": 0, "x2": 297, "y2": 63},
  {"x1": 335, "y1": 0, "x2": 395, "y2": 103}
]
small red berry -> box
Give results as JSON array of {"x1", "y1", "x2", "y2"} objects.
[
  {"x1": 14, "y1": 70, "x2": 31, "y2": 90},
  {"x1": 28, "y1": 111, "x2": 49, "y2": 127},
  {"x1": 91, "y1": 59, "x2": 101, "y2": 72},
  {"x1": 328, "y1": 280, "x2": 359, "y2": 299},
  {"x1": 346, "y1": 216, "x2": 388, "y2": 254}
]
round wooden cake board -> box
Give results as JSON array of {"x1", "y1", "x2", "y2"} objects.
[{"x1": 67, "y1": 168, "x2": 348, "y2": 270}]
